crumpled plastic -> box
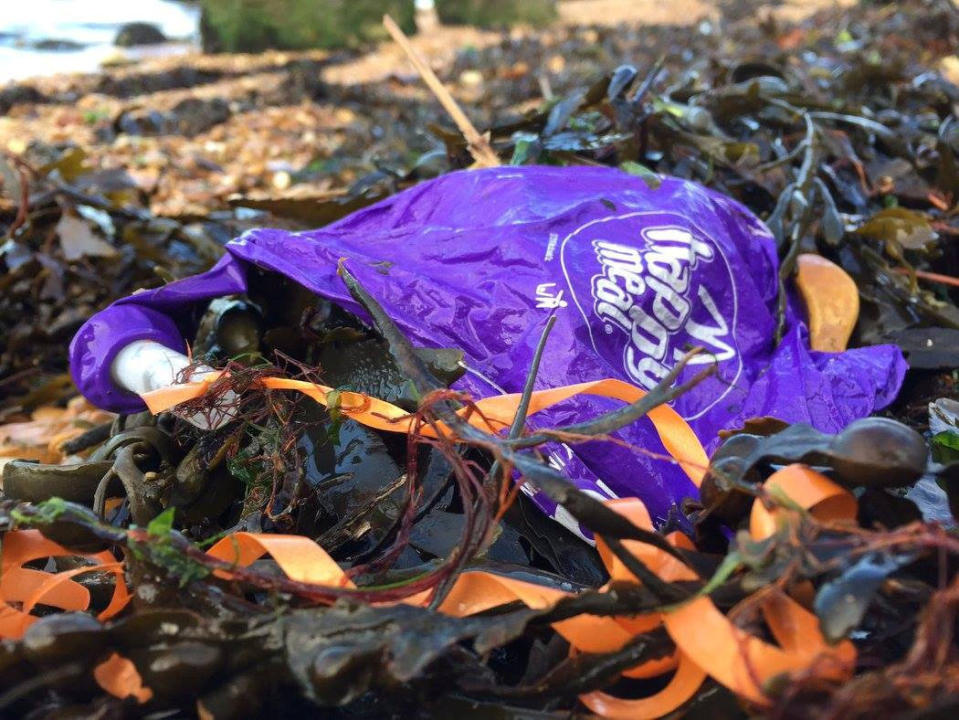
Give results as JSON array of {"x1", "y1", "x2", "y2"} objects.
[{"x1": 70, "y1": 166, "x2": 906, "y2": 529}]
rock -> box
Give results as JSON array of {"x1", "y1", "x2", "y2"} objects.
[
  {"x1": 459, "y1": 70, "x2": 484, "y2": 88},
  {"x1": 31, "y1": 39, "x2": 85, "y2": 51},
  {"x1": 272, "y1": 171, "x2": 292, "y2": 191},
  {"x1": 0, "y1": 84, "x2": 44, "y2": 115},
  {"x1": 172, "y1": 97, "x2": 231, "y2": 136},
  {"x1": 115, "y1": 97, "x2": 232, "y2": 138},
  {"x1": 114, "y1": 22, "x2": 168, "y2": 48},
  {"x1": 100, "y1": 49, "x2": 134, "y2": 69}
]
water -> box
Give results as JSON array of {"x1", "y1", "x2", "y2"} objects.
[{"x1": 0, "y1": 0, "x2": 201, "y2": 83}]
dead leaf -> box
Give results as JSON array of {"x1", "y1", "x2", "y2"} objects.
[
  {"x1": 940, "y1": 56, "x2": 959, "y2": 87},
  {"x1": 56, "y1": 213, "x2": 118, "y2": 261},
  {"x1": 0, "y1": 397, "x2": 113, "y2": 464},
  {"x1": 854, "y1": 208, "x2": 937, "y2": 253},
  {"x1": 796, "y1": 254, "x2": 860, "y2": 352}
]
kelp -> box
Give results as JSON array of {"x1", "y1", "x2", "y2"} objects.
[
  {"x1": 1, "y1": 1, "x2": 959, "y2": 718},
  {"x1": 0, "y1": 264, "x2": 954, "y2": 719}
]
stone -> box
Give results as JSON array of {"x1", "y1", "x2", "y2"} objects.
[{"x1": 114, "y1": 22, "x2": 168, "y2": 48}]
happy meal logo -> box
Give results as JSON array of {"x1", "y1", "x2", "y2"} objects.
[{"x1": 561, "y1": 212, "x2": 741, "y2": 419}]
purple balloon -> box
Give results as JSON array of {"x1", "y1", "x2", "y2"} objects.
[{"x1": 70, "y1": 166, "x2": 906, "y2": 531}]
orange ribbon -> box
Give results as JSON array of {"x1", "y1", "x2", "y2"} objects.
[
  {"x1": 0, "y1": 370, "x2": 858, "y2": 717},
  {"x1": 195, "y1": 463, "x2": 857, "y2": 716},
  {"x1": 0, "y1": 530, "x2": 128, "y2": 639},
  {"x1": 142, "y1": 375, "x2": 708, "y2": 487},
  {"x1": 0, "y1": 466, "x2": 856, "y2": 717}
]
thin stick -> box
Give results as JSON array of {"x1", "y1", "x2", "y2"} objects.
[
  {"x1": 895, "y1": 267, "x2": 959, "y2": 288},
  {"x1": 428, "y1": 315, "x2": 557, "y2": 610},
  {"x1": 382, "y1": 14, "x2": 500, "y2": 168},
  {"x1": 507, "y1": 315, "x2": 557, "y2": 440}
]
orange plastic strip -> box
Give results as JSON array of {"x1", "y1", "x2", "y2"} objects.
[
  {"x1": 1, "y1": 566, "x2": 90, "y2": 607},
  {"x1": 1, "y1": 528, "x2": 115, "y2": 568},
  {"x1": 579, "y1": 652, "x2": 707, "y2": 720},
  {"x1": 1, "y1": 447, "x2": 858, "y2": 719},
  {"x1": 467, "y1": 378, "x2": 707, "y2": 485},
  {"x1": 595, "y1": 499, "x2": 699, "y2": 585},
  {"x1": 94, "y1": 652, "x2": 154, "y2": 703},
  {"x1": 749, "y1": 464, "x2": 858, "y2": 541},
  {"x1": 0, "y1": 530, "x2": 129, "y2": 639},
  {"x1": 21, "y1": 562, "x2": 125, "y2": 617},
  {"x1": 143, "y1": 376, "x2": 708, "y2": 486},
  {"x1": 762, "y1": 589, "x2": 832, "y2": 659},
  {"x1": 68, "y1": 465, "x2": 859, "y2": 715},
  {"x1": 662, "y1": 594, "x2": 855, "y2": 705},
  {"x1": 659, "y1": 465, "x2": 858, "y2": 705},
  {"x1": 205, "y1": 531, "x2": 355, "y2": 588}
]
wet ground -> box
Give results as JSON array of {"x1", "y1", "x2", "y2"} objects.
[{"x1": 0, "y1": 1, "x2": 958, "y2": 718}]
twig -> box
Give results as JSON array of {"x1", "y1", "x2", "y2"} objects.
[
  {"x1": 0, "y1": 662, "x2": 85, "y2": 710},
  {"x1": 631, "y1": 55, "x2": 665, "y2": 107},
  {"x1": 508, "y1": 349, "x2": 713, "y2": 448},
  {"x1": 774, "y1": 112, "x2": 817, "y2": 344},
  {"x1": 318, "y1": 471, "x2": 411, "y2": 550},
  {"x1": 0, "y1": 367, "x2": 40, "y2": 388},
  {"x1": 508, "y1": 315, "x2": 558, "y2": 440},
  {"x1": 382, "y1": 14, "x2": 500, "y2": 168},
  {"x1": 601, "y1": 535, "x2": 692, "y2": 601},
  {"x1": 3, "y1": 152, "x2": 31, "y2": 239},
  {"x1": 895, "y1": 267, "x2": 959, "y2": 288},
  {"x1": 460, "y1": 630, "x2": 674, "y2": 699},
  {"x1": 428, "y1": 315, "x2": 557, "y2": 609},
  {"x1": 60, "y1": 422, "x2": 112, "y2": 455},
  {"x1": 338, "y1": 260, "x2": 443, "y2": 397}
]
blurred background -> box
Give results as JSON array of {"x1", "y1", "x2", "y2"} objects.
[
  {"x1": 0, "y1": 0, "x2": 860, "y2": 82},
  {"x1": 0, "y1": 0, "x2": 574, "y2": 82},
  {"x1": 0, "y1": 0, "x2": 200, "y2": 81}
]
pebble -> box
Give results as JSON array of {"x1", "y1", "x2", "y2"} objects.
[{"x1": 272, "y1": 170, "x2": 292, "y2": 190}]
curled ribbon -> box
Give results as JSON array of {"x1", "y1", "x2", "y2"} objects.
[
  {"x1": 194, "y1": 463, "x2": 857, "y2": 717},
  {"x1": 142, "y1": 375, "x2": 709, "y2": 486},
  {"x1": 1, "y1": 374, "x2": 857, "y2": 717},
  {"x1": 0, "y1": 530, "x2": 128, "y2": 639}
]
